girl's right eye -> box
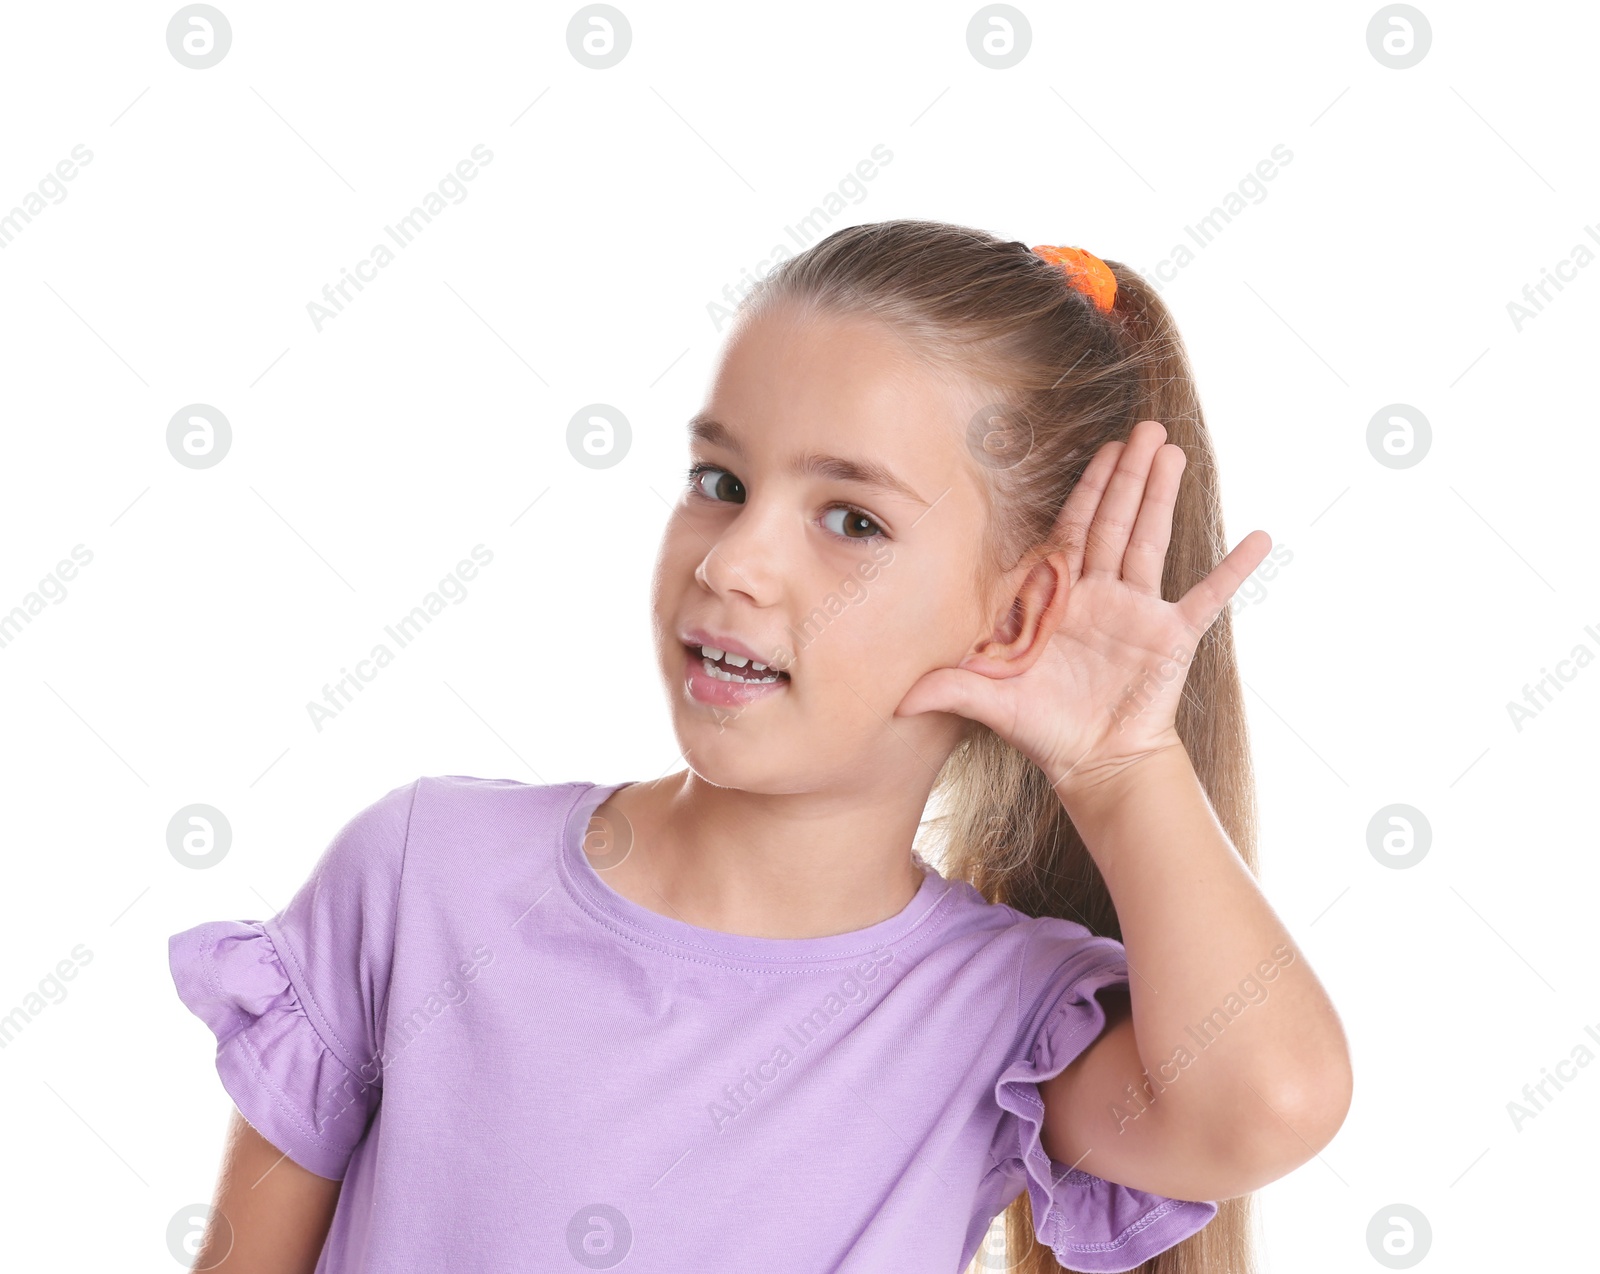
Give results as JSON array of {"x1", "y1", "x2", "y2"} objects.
[{"x1": 685, "y1": 462, "x2": 745, "y2": 504}]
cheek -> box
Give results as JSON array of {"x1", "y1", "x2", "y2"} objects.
[
  {"x1": 653, "y1": 517, "x2": 706, "y2": 587},
  {"x1": 801, "y1": 567, "x2": 955, "y2": 688},
  {"x1": 874, "y1": 552, "x2": 974, "y2": 643}
]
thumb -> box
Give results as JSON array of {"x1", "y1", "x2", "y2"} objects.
[{"x1": 893, "y1": 665, "x2": 1009, "y2": 729}]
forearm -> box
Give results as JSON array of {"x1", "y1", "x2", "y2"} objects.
[{"x1": 1057, "y1": 743, "x2": 1351, "y2": 1161}]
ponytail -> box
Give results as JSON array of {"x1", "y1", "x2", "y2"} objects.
[{"x1": 935, "y1": 266, "x2": 1262, "y2": 1274}]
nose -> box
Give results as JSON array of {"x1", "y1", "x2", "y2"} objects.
[{"x1": 692, "y1": 494, "x2": 787, "y2": 607}]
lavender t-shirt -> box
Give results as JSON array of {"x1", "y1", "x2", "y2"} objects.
[{"x1": 168, "y1": 775, "x2": 1216, "y2": 1272}]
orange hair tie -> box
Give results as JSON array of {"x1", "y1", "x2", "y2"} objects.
[{"x1": 1031, "y1": 244, "x2": 1117, "y2": 313}]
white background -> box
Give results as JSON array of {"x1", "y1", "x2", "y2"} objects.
[{"x1": 0, "y1": 1, "x2": 1595, "y2": 1269}]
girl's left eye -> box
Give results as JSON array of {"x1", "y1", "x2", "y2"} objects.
[{"x1": 825, "y1": 505, "x2": 889, "y2": 540}]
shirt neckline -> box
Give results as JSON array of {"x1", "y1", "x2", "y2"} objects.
[{"x1": 558, "y1": 780, "x2": 956, "y2": 970}]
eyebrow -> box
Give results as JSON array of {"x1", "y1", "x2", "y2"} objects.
[{"x1": 688, "y1": 414, "x2": 929, "y2": 506}]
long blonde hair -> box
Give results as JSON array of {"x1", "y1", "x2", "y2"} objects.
[{"x1": 742, "y1": 220, "x2": 1260, "y2": 1274}]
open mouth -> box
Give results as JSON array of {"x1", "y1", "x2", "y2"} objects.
[{"x1": 683, "y1": 642, "x2": 791, "y2": 686}]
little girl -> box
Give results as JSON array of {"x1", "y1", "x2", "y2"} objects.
[{"x1": 169, "y1": 219, "x2": 1351, "y2": 1273}]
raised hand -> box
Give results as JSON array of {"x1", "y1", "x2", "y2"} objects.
[{"x1": 894, "y1": 419, "x2": 1271, "y2": 793}]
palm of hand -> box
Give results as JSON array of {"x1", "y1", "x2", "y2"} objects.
[{"x1": 895, "y1": 420, "x2": 1272, "y2": 791}]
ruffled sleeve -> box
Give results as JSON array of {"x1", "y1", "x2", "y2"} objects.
[
  {"x1": 994, "y1": 917, "x2": 1219, "y2": 1273},
  {"x1": 168, "y1": 779, "x2": 418, "y2": 1181}
]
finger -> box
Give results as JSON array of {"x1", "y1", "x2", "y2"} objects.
[
  {"x1": 1083, "y1": 421, "x2": 1168, "y2": 578},
  {"x1": 1122, "y1": 442, "x2": 1186, "y2": 596},
  {"x1": 1175, "y1": 529, "x2": 1274, "y2": 637},
  {"x1": 1054, "y1": 440, "x2": 1124, "y2": 584},
  {"x1": 893, "y1": 664, "x2": 1011, "y2": 733}
]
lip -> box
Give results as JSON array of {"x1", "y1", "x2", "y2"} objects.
[
  {"x1": 681, "y1": 643, "x2": 791, "y2": 707},
  {"x1": 679, "y1": 626, "x2": 789, "y2": 674},
  {"x1": 678, "y1": 625, "x2": 792, "y2": 709}
]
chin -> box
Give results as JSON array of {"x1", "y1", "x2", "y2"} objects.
[{"x1": 666, "y1": 732, "x2": 804, "y2": 796}]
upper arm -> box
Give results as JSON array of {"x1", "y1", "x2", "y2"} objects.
[
  {"x1": 1038, "y1": 984, "x2": 1331, "y2": 1202},
  {"x1": 1038, "y1": 983, "x2": 1244, "y2": 1201},
  {"x1": 193, "y1": 1109, "x2": 342, "y2": 1274},
  {"x1": 1036, "y1": 985, "x2": 1163, "y2": 1182}
]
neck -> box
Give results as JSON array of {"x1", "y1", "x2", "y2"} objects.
[{"x1": 600, "y1": 769, "x2": 933, "y2": 940}]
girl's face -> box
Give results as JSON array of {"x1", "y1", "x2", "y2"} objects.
[{"x1": 651, "y1": 299, "x2": 1006, "y2": 796}]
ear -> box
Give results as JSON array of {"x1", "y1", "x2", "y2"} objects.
[{"x1": 960, "y1": 548, "x2": 1070, "y2": 680}]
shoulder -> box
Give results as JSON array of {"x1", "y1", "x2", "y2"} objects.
[
  {"x1": 406, "y1": 774, "x2": 596, "y2": 843},
  {"x1": 1007, "y1": 913, "x2": 1130, "y2": 1055},
  {"x1": 917, "y1": 880, "x2": 1122, "y2": 1022},
  {"x1": 284, "y1": 776, "x2": 602, "y2": 956},
  {"x1": 376, "y1": 774, "x2": 603, "y2": 884},
  {"x1": 934, "y1": 887, "x2": 1128, "y2": 1036},
  {"x1": 310, "y1": 774, "x2": 597, "y2": 885},
  {"x1": 1012, "y1": 913, "x2": 1128, "y2": 998},
  {"x1": 296, "y1": 776, "x2": 420, "y2": 897},
  {"x1": 932, "y1": 880, "x2": 1115, "y2": 967}
]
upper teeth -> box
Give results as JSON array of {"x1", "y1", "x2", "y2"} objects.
[
  {"x1": 697, "y1": 643, "x2": 777, "y2": 681},
  {"x1": 700, "y1": 644, "x2": 764, "y2": 670}
]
